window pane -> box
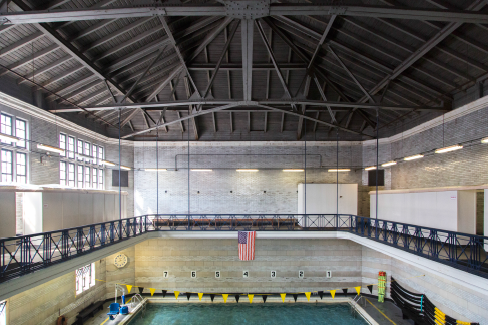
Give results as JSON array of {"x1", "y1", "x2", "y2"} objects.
[
  {"x1": 68, "y1": 137, "x2": 75, "y2": 159},
  {"x1": 1, "y1": 114, "x2": 13, "y2": 145},
  {"x1": 16, "y1": 153, "x2": 26, "y2": 184},
  {"x1": 68, "y1": 163, "x2": 75, "y2": 187},
  {"x1": 98, "y1": 147, "x2": 103, "y2": 165},
  {"x1": 60, "y1": 161, "x2": 66, "y2": 186},
  {"x1": 92, "y1": 144, "x2": 97, "y2": 165},
  {"x1": 85, "y1": 167, "x2": 90, "y2": 188},
  {"x1": 59, "y1": 134, "x2": 66, "y2": 157},
  {"x1": 98, "y1": 169, "x2": 103, "y2": 189},
  {"x1": 92, "y1": 168, "x2": 97, "y2": 189},
  {"x1": 77, "y1": 165, "x2": 83, "y2": 188},
  {"x1": 1, "y1": 150, "x2": 13, "y2": 183},
  {"x1": 84, "y1": 142, "x2": 91, "y2": 163},
  {"x1": 15, "y1": 119, "x2": 26, "y2": 148},
  {"x1": 77, "y1": 140, "x2": 83, "y2": 161}
]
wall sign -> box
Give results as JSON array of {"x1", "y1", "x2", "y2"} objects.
[
  {"x1": 215, "y1": 271, "x2": 221, "y2": 278},
  {"x1": 270, "y1": 271, "x2": 276, "y2": 278},
  {"x1": 191, "y1": 271, "x2": 197, "y2": 278},
  {"x1": 243, "y1": 270, "x2": 249, "y2": 278},
  {"x1": 163, "y1": 271, "x2": 169, "y2": 278},
  {"x1": 299, "y1": 270, "x2": 304, "y2": 278},
  {"x1": 326, "y1": 270, "x2": 332, "y2": 278}
]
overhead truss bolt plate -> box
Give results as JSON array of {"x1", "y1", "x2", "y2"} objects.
[{"x1": 225, "y1": 0, "x2": 270, "y2": 19}]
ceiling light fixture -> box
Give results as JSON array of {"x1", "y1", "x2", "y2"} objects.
[
  {"x1": 144, "y1": 168, "x2": 167, "y2": 172},
  {"x1": 481, "y1": 137, "x2": 488, "y2": 144},
  {"x1": 0, "y1": 133, "x2": 20, "y2": 143},
  {"x1": 236, "y1": 169, "x2": 259, "y2": 172},
  {"x1": 404, "y1": 154, "x2": 424, "y2": 161},
  {"x1": 365, "y1": 166, "x2": 377, "y2": 171},
  {"x1": 283, "y1": 169, "x2": 304, "y2": 172},
  {"x1": 120, "y1": 166, "x2": 131, "y2": 171},
  {"x1": 37, "y1": 143, "x2": 65, "y2": 155},
  {"x1": 101, "y1": 160, "x2": 116, "y2": 166},
  {"x1": 435, "y1": 144, "x2": 463, "y2": 154},
  {"x1": 381, "y1": 161, "x2": 397, "y2": 167},
  {"x1": 328, "y1": 169, "x2": 351, "y2": 172},
  {"x1": 191, "y1": 169, "x2": 213, "y2": 172}
]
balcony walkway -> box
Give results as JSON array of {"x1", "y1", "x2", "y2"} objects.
[{"x1": 1, "y1": 214, "x2": 487, "y2": 285}]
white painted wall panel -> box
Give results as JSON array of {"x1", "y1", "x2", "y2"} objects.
[
  {"x1": 457, "y1": 190, "x2": 476, "y2": 234},
  {"x1": 298, "y1": 184, "x2": 358, "y2": 215},
  {"x1": 23, "y1": 192, "x2": 42, "y2": 235},
  {"x1": 94, "y1": 194, "x2": 105, "y2": 223},
  {"x1": 0, "y1": 192, "x2": 16, "y2": 237},
  {"x1": 79, "y1": 194, "x2": 93, "y2": 226},
  {"x1": 62, "y1": 193, "x2": 79, "y2": 229},
  {"x1": 371, "y1": 191, "x2": 460, "y2": 231},
  {"x1": 42, "y1": 192, "x2": 63, "y2": 232}
]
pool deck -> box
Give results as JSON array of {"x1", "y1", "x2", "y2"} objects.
[{"x1": 83, "y1": 296, "x2": 413, "y2": 325}]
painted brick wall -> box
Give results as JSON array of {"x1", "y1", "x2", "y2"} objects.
[{"x1": 133, "y1": 142, "x2": 369, "y2": 215}]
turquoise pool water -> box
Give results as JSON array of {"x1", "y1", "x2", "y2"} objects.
[{"x1": 127, "y1": 303, "x2": 369, "y2": 324}]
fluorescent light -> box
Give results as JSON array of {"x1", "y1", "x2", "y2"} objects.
[
  {"x1": 120, "y1": 166, "x2": 131, "y2": 171},
  {"x1": 101, "y1": 160, "x2": 116, "y2": 166},
  {"x1": 435, "y1": 144, "x2": 463, "y2": 153},
  {"x1": 37, "y1": 143, "x2": 65, "y2": 155},
  {"x1": 381, "y1": 161, "x2": 397, "y2": 167},
  {"x1": 0, "y1": 133, "x2": 20, "y2": 143},
  {"x1": 236, "y1": 169, "x2": 259, "y2": 172},
  {"x1": 404, "y1": 154, "x2": 424, "y2": 161},
  {"x1": 283, "y1": 169, "x2": 304, "y2": 172},
  {"x1": 328, "y1": 169, "x2": 351, "y2": 172},
  {"x1": 481, "y1": 137, "x2": 488, "y2": 144},
  {"x1": 365, "y1": 166, "x2": 376, "y2": 171},
  {"x1": 191, "y1": 169, "x2": 213, "y2": 172},
  {"x1": 144, "y1": 168, "x2": 167, "y2": 172}
]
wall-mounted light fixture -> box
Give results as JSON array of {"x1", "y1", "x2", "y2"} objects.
[
  {"x1": 283, "y1": 169, "x2": 304, "y2": 172},
  {"x1": 0, "y1": 133, "x2": 20, "y2": 143},
  {"x1": 328, "y1": 169, "x2": 351, "y2": 172},
  {"x1": 365, "y1": 166, "x2": 377, "y2": 171},
  {"x1": 101, "y1": 160, "x2": 116, "y2": 166},
  {"x1": 381, "y1": 161, "x2": 397, "y2": 167},
  {"x1": 404, "y1": 154, "x2": 424, "y2": 161},
  {"x1": 191, "y1": 169, "x2": 213, "y2": 172},
  {"x1": 435, "y1": 144, "x2": 463, "y2": 153},
  {"x1": 120, "y1": 166, "x2": 131, "y2": 171},
  {"x1": 236, "y1": 169, "x2": 259, "y2": 172},
  {"x1": 481, "y1": 137, "x2": 488, "y2": 144},
  {"x1": 37, "y1": 143, "x2": 65, "y2": 155}
]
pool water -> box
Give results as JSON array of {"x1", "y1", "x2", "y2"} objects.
[{"x1": 127, "y1": 303, "x2": 369, "y2": 325}]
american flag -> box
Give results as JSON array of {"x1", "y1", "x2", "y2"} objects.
[{"x1": 238, "y1": 231, "x2": 256, "y2": 261}]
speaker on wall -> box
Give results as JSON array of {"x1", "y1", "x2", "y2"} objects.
[
  {"x1": 112, "y1": 170, "x2": 129, "y2": 187},
  {"x1": 368, "y1": 170, "x2": 385, "y2": 187}
]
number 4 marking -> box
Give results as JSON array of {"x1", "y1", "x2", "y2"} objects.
[{"x1": 243, "y1": 270, "x2": 249, "y2": 278}]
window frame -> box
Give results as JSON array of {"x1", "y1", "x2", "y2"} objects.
[
  {"x1": 1, "y1": 149, "x2": 13, "y2": 183},
  {"x1": 68, "y1": 163, "x2": 75, "y2": 187},
  {"x1": 16, "y1": 152, "x2": 27, "y2": 184},
  {"x1": 75, "y1": 263, "x2": 96, "y2": 296}
]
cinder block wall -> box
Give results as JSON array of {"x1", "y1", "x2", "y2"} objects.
[
  {"x1": 133, "y1": 238, "x2": 362, "y2": 294},
  {"x1": 5, "y1": 259, "x2": 106, "y2": 325}
]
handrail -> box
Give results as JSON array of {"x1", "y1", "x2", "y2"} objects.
[{"x1": 1, "y1": 214, "x2": 487, "y2": 283}]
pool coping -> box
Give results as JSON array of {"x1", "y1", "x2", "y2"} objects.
[{"x1": 116, "y1": 297, "x2": 379, "y2": 325}]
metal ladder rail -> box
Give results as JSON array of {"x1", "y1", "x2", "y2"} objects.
[
  {"x1": 130, "y1": 293, "x2": 147, "y2": 318},
  {"x1": 350, "y1": 295, "x2": 366, "y2": 318}
]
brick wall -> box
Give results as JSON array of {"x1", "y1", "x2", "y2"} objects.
[{"x1": 133, "y1": 142, "x2": 369, "y2": 215}]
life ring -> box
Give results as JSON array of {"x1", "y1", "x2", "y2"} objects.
[{"x1": 56, "y1": 315, "x2": 67, "y2": 325}]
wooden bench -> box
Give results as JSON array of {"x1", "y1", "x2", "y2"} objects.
[{"x1": 75, "y1": 301, "x2": 104, "y2": 325}]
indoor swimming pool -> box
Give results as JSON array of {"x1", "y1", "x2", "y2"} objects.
[{"x1": 127, "y1": 303, "x2": 369, "y2": 324}]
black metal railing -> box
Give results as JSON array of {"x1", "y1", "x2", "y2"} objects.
[{"x1": 1, "y1": 214, "x2": 487, "y2": 283}]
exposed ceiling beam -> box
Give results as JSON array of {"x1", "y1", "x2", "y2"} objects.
[
  {"x1": 53, "y1": 99, "x2": 448, "y2": 113},
  {"x1": 241, "y1": 18, "x2": 254, "y2": 101},
  {"x1": 4, "y1": 5, "x2": 488, "y2": 24},
  {"x1": 297, "y1": 75, "x2": 311, "y2": 140}
]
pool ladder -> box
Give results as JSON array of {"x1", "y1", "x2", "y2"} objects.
[
  {"x1": 350, "y1": 295, "x2": 365, "y2": 318},
  {"x1": 131, "y1": 294, "x2": 147, "y2": 318}
]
